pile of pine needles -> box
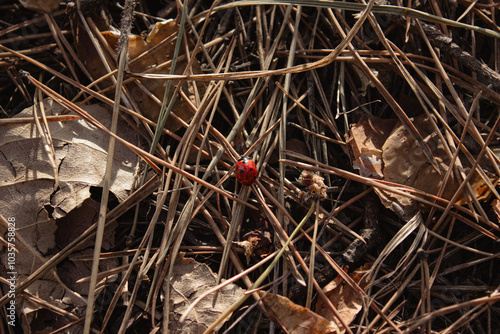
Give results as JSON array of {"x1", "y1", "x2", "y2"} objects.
[{"x1": 0, "y1": 0, "x2": 499, "y2": 333}]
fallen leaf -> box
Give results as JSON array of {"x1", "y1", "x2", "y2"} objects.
[
  {"x1": 236, "y1": 229, "x2": 274, "y2": 263},
  {"x1": 78, "y1": 19, "x2": 205, "y2": 132},
  {"x1": 316, "y1": 265, "x2": 371, "y2": 334},
  {"x1": 0, "y1": 99, "x2": 137, "y2": 332},
  {"x1": 18, "y1": 0, "x2": 59, "y2": 13},
  {"x1": 259, "y1": 291, "x2": 340, "y2": 334},
  {"x1": 55, "y1": 197, "x2": 118, "y2": 295},
  {"x1": 346, "y1": 114, "x2": 397, "y2": 180},
  {"x1": 347, "y1": 114, "x2": 495, "y2": 210},
  {"x1": 380, "y1": 114, "x2": 492, "y2": 208},
  {"x1": 165, "y1": 254, "x2": 245, "y2": 333}
]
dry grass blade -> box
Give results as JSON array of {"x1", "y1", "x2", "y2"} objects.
[
  {"x1": 32, "y1": 91, "x2": 59, "y2": 189},
  {"x1": 0, "y1": 114, "x2": 80, "y2": 124},
  {"x1": 84, "y1": 1, "x2": 137, "y2": 332},
  {"x1": 216, "y1": 0, "x2": 500, "y2": 38},
  {"x1": 17, "y1": 73, "x2": 252, "y2": 206}
]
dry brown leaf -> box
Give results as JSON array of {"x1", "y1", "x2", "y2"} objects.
[
  {"x1": 380, "y1": 114, "x2": 491, "y2": 208},
  {"x1": 316, "y1": 265, "x2": 371, "y2": 334},
  {"x1": 259, "y1": 291, "x2": 340, "y2": 334},
  {"x1": 18, "y1": 0, "x2": 59, "y2": 13},
  {"x1": 347, "y1": 114, "x2": 493, "y2": 210},
  {"x1": 164, "y1": 254, "x2": 245, "y2": 333},
  {"x1": 97, "y1": 20, "x2": 204, "y2": 131},
  {"x1": 346, "y1": 114, "x2": 397, "y2": 180},
  {"x1": 0, "y1": 99, "x2": 136, "y2": 332},
  {"x1": 55, "y1": 197, "x2": 118, "y2": 294},
  {"x1": 236, "y1": 229, "x2": 274, "y2": 264}
]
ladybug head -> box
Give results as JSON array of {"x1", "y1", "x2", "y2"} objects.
[{"x1": 238, "y1": 156, "x2": 250, "y2": 163}]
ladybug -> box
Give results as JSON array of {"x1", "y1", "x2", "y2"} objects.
[{"x1": 235, "y1": 156, "x2": 258, "y2": 186}]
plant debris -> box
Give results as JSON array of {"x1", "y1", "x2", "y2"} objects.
[{"x1": 0, "y1": 0, "x2": 499, "y2": 333}]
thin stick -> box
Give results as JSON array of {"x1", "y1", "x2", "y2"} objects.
[
  {"x1": 83, "y1": 1, "x2": 135, "y2": 332},
  {"x1": 305, "y1": 200, "x2": 320, "y2": 309},
  {"x1": 214, "y1": 0, "x2": 500, "y2": 38}
]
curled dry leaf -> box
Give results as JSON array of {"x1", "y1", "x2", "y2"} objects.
[
  {"x1": 258, "y1": 291, "x2": 340, "y2": 334},
  {"x1": 164, "y1": 254, "x2": 244, "y2": 333},
  {"x1": 298, "y1": 170, "x2": 328, "y2": 202},
  {"x1": 316, "y1": 264, "x2": 371, "y2": 334},
  {"x1": 347, "y1": 114, "x2": 495, "y2": 210},
  {"x1": 80, "y1": 20, "x2": 205, "y2": 132},
  {"x1": 0, "y1": 99, "x2": 137, "y2": 331},
  {"x1": 236, "y1": 229, "x2": 274, "y2": 264}
]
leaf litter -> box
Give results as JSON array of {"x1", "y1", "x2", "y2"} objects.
[
  {"x1": 165, "y1": 254, "x2": 244, "y2": 333},
  {"x1": 0, "y1": 99, "x2": 138, "y2": 332},
  {"x1": 0, "y1": 0, "x2": 499, "y2": 333}
]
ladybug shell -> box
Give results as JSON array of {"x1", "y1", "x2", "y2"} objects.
[{"x1": 235, "y1": 156, "x2": 258, "y2": 186}]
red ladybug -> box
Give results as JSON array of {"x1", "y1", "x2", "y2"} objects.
[{"x1": 235, "y1": 156, "x2": 258, "y2": 186}]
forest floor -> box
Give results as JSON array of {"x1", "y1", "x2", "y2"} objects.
[{"x1": 0, "y1": 0, "x2": 499, "y2": 333}]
